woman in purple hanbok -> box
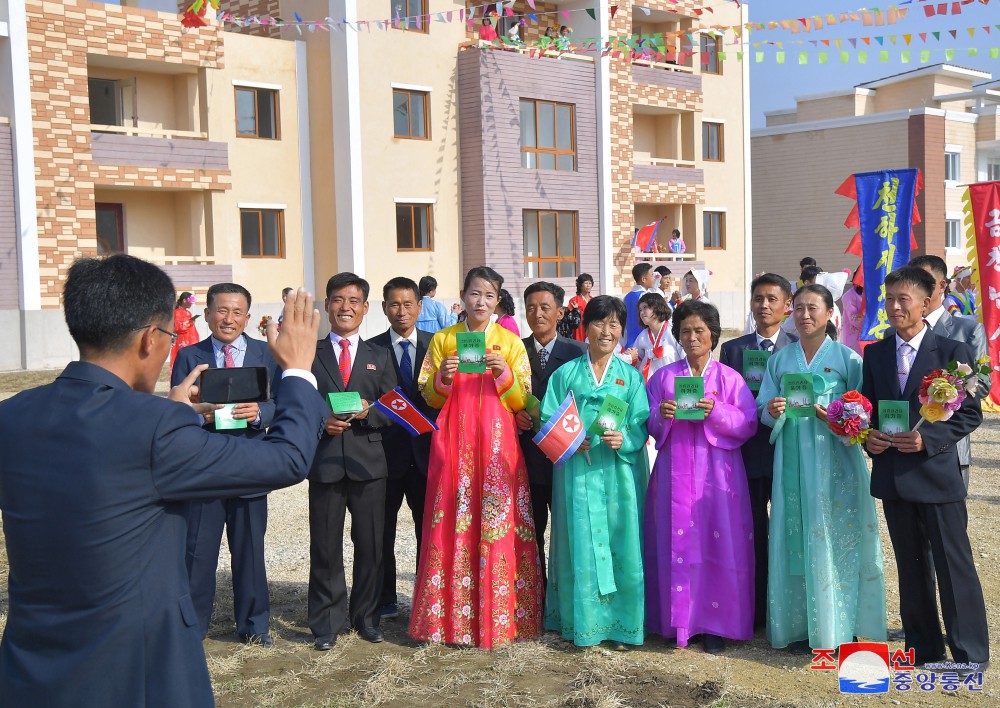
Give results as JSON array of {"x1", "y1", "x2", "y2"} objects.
[{"x1": 645, "y1": 301, "x2": 758, "y2": 654}]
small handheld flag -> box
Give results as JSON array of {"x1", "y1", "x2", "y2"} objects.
[
  {"x1": 374, "y1": 387, "x2": 438, "y2": 436},
  {"x1": 532, "y1": 391, "x2": 586, "y2": 465}
]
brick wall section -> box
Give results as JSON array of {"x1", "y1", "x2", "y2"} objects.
[
  {"x1": 908, "y1": 113, "x2": 945, "y2": 258},
  {"x1": 0, "y1": 123, "x2": 19, "y2": 309},
  {"x1": 26, "y1": 0, "x2": 226, "y2": 307},
  {"x1": 457, "y1": 48, "x2": 601, "y2": 297},
  {"x1": 608, "y1": 0, "x2": 705, "y2": 293}
]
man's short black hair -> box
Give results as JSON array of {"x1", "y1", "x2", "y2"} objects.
[
  {"x1": 207, "y1": 283, "x2": 252, "y2": 310},
  {"x1": 799, "y1": 256, "x2": 817, "y2": 269},
  {"x1": 654, "y1": 265, "x2": 671, "y2": 278},
  {"x1": 885, "y1": 266, "x2": 936, "y2": 298},
  {"x1": 671, "y1": 300, "x2": 722, "y2": 350},
  {"x1": 799, "y1": 265, "x2": 822, "y2": 283},
  {"x1": 908, "y1": 254, "x2": 948, "y2": 281},
  {"x1": 418, "y1": 276, "x2": 437, "y2": 297},
  {"x1": 583, "y1": 295, "x2": 627, "y2": 331},
  {"x1": 523, "y1": 281, "x2": 566, "y2": 306},
  {"x1": 383, "y1": 276, "x2": 421, "y2": 302},
  {"x1": 281, "y1": 287, "x2": 294, "y2": 297},
  {"x1": 750, "y1": 273, "x2": 793, "y2": 299},
  {"x1": 326, "y1": 272, "x2": 370, "y2": 301},
  {"x1": 63, "y1": 254, "x2": 175, "y2": 355},
  {"x1": 631, "y1": 262, "x2": 653, "y2": 283}
]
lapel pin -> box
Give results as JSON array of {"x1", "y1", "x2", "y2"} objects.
[{"x1": 367, "y1": 363, "x2": 377, "y2": 370}]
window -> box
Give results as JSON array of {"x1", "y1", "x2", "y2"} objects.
[
  {"x1": 946, "y1": 219, "x2": 961, "y2": 251},
  {"x1": 235, "y1": 87, "x2": 279, "y2": 139},
  {"x1": 391, "y1": 0, "x2": 428, "y2": 32},
  {"x1": 523, "y1": 210, "x2": 577, "y2": 278},
  {"x1": 520, "y1": 100, "x2": 576, "y2": 171},
  {"x1": 702, "y1": 122, "x2": 724, "y2": 162},
  {"x1": 699, "y1": 34, "x2": 721, "y2": 75},
  {"x1": 88, "y1": 77, "x2": 136, "y2": 128},
  {"x1": 240, "y1": 209, "x2": 284, "y2": 257},
  {"x1": 988, "y1": 160, "x2": 1000, "y2": 181},
  {"x1": 945, "y1": 151, "x2": 960, "y2": 182},
  {"x1": 703, "y1": 211, "x2": 725, "y2": 249},
  {"x1": 393, "y1": 89, "x2": 429, "y2": 139},
  {"x1": 396, "y1": 203, "x2": 433, "y2": 250},
  {"x1": 95, "y1": 203, "x2": 125, "y2": 254}
]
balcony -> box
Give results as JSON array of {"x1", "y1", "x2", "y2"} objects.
[
  {"x1": 91, "y1": 127, "x2": 229, "y2": 171},
  {"x1": 633, "y1": 106, "x2": 703, "y2": 184},
  {"x1": 631, "y1": 5, "x2": 702, "y2": 91}
]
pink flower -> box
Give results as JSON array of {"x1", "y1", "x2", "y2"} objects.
[
  {"x1": 826, "y1": 399, "x2": 844, "y2": 422},
  {"x1": 843, "y1": 417, "x2": 863, "y2": 437}
]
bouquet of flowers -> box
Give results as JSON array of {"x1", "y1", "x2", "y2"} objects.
[
  {"x1": 825, "y1": 390, "x2": 873, "y2": 446},
  {"x1": 258, "y1": 315, "x2": 273, "y2": 337},
  {"x1": 914, "y1": 359, "x2": 993, "y2": 430}
]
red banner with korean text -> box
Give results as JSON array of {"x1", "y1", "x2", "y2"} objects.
[{"x1": 965, "y1": 182, "x2": 1000, "y2": 409}]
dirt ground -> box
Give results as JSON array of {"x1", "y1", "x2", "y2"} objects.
[{"x1": 1, "y1": 369, "x2": 999, "y2": 706}]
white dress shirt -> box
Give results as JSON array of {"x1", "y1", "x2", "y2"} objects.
[
  {"x1": 925, "y1": 306, "x2": 946, "y2": 330},
  {"x1": 389, "y1": 328, "x2": 419, "y2": 377}
]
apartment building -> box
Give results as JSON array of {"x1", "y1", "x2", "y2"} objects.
[
  {"x1": 1, "y1": 0, "x2": 310, "y2": 368},
  {"x1": 752, "y1": 64, "x2": 1000, "y2": 281}
]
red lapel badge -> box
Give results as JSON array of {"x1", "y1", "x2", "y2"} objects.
[
  {"x1": 824, "y1": 368, "x2": 832, "y2": 373},
  {"x1": 493, "y1": 345, "x2": 501, "y2": 351},
  {"x1": 615, "y1": 378, "x2": 625, "y2": 386},
  {"x1": 367, "y1": 363, "x2": 377, "y2": 370}
]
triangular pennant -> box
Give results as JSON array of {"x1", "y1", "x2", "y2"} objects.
[
  {"x1": 903, "y1": 34, "x2": 912, "y2": 46},
  {"x1": 586, "y1": 8, "x2": 596, "y2": 20}
]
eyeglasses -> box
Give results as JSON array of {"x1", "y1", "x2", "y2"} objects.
[{"x1": 134, "y1": 324, "x2": 179, "y2": 345}]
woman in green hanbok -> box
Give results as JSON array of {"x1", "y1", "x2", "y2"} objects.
[
  {"x1": 757, "y1": 284, "x2": 886, "y2": 652},
  {"x1": 541, "y1": 296, "x2": 650, "y2": 647}
]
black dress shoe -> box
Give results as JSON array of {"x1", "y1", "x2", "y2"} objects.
[
  {"x1": 957, "y1": 661, "x2": 989, "y2": 678},
  {"x1": 238, "y1": 633, "x2": 274, "y2": 648},
  {"x1": 314, "y1": 637, "x2": 336, "y2": 651},
  {"x1": 359, "y1": 627, "x2": 384, "y2": 643},
  {"x1": 702, "y1": 634, "x2": 726, "y2": 655}
]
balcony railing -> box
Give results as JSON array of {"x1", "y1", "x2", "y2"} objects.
[
  {"x1": 630, "y1": 58, "x2": 694, "y2": 74},
  {"x1": 90, "y1": 129, "x2": 229, "y2": 171},
  {"x1": 459, "y1": 39, "x2": 595, "y2": 63},
  {"x1": 633, "y1": 158, "x2": 704, "y2": 184},
  {"x1": 631, "y1": 62, "x2": 703, "y2": 92}
]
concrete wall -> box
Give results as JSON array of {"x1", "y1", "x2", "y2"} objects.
[
  {"x1": 0, "y1": 122, "x2": 18, "y2": 309},
  {"x1": 457, "y1": 47, "x2": 601, "y2": 300},
  {"x1": 751, "y1": 117, "x2": 911, "y2": 281},
  {"x1": 796, "y1": 94, "x2": 859, "y2": 123}
]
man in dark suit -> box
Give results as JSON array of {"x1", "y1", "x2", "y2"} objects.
[
  {"x1": 308, "y1": 272, "x2": 397, "y2": 650},
  {"x1": 909, "y1": 255, "x2": 988, "y2": 490},
  {"x1": 863, "y1": 266, "x2": 988, "y2": 673},
  {"x1": 0, "y1": 254, "x2": 328, "y2": 707},
  {"x1": 514, "y1": 282, "x2": 587, "y2": 587},
  {"x1": 369, "y1": 276, "x2": 437, "y2": 619},
  {"x1": 171, "y1": 282, "x2": 281, "y2": 646},
  {"x1": 719, "y1": 273, "x2": 797, "y2": 630}
]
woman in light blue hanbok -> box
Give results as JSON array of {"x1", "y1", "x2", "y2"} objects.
[{"x1": 757, "y1": 284, "x2": 886, "y2": 651}]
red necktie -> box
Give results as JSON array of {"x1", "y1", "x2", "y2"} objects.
[
  {"x1": 338, "y1": 339, "x2": 351, "y2": 386},
  {"x1": 222, "y1": 344, "x2": 236, "y2": 368}
]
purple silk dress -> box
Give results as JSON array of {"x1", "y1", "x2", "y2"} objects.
[{"x1": 645, "y1": 358, "x2": 758, "y2": 646}]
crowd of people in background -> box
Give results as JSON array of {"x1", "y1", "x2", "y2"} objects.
[{"x1": 2, "y1": 249, "x2": 990, "y2": 704}]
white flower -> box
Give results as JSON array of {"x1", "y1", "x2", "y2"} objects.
[{"x1": 956, "y1": 363, "x2": 973, "y2": 376}]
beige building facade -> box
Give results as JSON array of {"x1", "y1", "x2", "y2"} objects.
[{"x1": 752, "y1": 64, "x2": 1000, "y2": 282}]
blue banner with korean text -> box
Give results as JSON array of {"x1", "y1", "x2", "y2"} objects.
[{"x1": 854, "y1": 169, "x2": 919, "y2": 341}]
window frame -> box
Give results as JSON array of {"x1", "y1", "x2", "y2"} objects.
[
  {"x1": 988, "y1": 160, "x2": 1000, "y2": 182},
  {"x1": 239, "y1": 208, "x2": 285, "y2": 258},
  {"x1": 944, "y1": 151, "x2": 960, "y2": 182},
  {"x1": 392, "y1": 88, "x2": 431, "y2": 140},
  {"x1": 702, "y1": 122, "x2": 724, "y2": 162},
  {"x1": 699, "y1": 34, "x2": 722, "y2": 75},
  {"x1": 95, "y1": 202, "x2": 126, "y2": 254},
  {"x1": 945, "y1": 218, "x2": 961, "y2": 251},
  {"x1": 703, "y1": 211, "x2": 726, "y2": 250},
  {"x1": 234, "y1": 86, "x2": 281, "y2": 140},
  {"x1": 520, "y1": 99, "x2": 577, "y2": 172},
  {"x1": 395, "y1": 202, "x2": 434, "y2": 251},
  {"x1": 522, "y1": 209, "x2": 578, "y2": 278},
  {"x1": 391, "y1": 0, "x2": 429, "y2": 33}
]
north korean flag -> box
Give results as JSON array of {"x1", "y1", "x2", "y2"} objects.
[
  {"x1": 532, "y1": 391, "x2": 586, "y2": 465},
  {"x1": 374, "y1": 387, "x2": 438, "y2": 436}
]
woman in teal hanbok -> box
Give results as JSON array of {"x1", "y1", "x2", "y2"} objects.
[
  {"x1": 757, "y1": 284, "x2": 886, "y2": 651},
  {"x1": 541, "y1": 296, "x2": 650, "y2": 648}
]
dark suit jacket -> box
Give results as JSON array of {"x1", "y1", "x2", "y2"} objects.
[
  {"x1": 518, "y1": 335, "x2": 588, "y2": 485},
  {"x1": 0, "y1": 361, "x2": 328, "y2": 707},
  {"x1": 310, "y1": 336, "x2": 398, "y2": 483},
  {"x1": 719, "y1": 330, "x2": 798, "y2": 480},
  {"x1": 861, "y1": 330, "x2": 982, "y2": 503},
  {"x1": 932, "y1": 309, "x2": 988, "y2": 467},
  {"x1": 368, "y1": 329, "x2": 437, "y2": 478}
]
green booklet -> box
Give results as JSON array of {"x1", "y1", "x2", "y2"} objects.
[
  {"x1": 742, "y1": 349, "x2": 771, "y2": 392},
  {"x1": 879, "y1": 400, "x2": 909, "y2": 435},
  {"x1": 782, "y1": 373, "x2": 815, "y2": 418},
  {"x1": 525, "y1": 394, "x2": 542, "y2": 433},
  {"x1": 215, "y1": 404, "x2": 248, "y2": 430},
  {"x1": 588, "y1": 394, "x2": 629, "y2": 435},
  {"x1": 456, "y1": 331, "x2": 487, "y2": 374},
  {"x1": 674, "y1": 376, "x2": 705, "y2": 421},
  {"x1": 327, "y1": 391, "x2": 363, "y2": 415}
]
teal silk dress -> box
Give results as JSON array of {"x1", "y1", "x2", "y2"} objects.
[
  {"x1": 756, "y1": 337, "x2": 887, "y2": 649},
  {"x1": 541, "y1": 354, "x2": 650, "y2": 646}
]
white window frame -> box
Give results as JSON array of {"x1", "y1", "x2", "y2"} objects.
[
  {"x1": 944, "y1": 147, "x2": 961, "y2": 185},
  {"x1": 945, "y1": 212, "x2": 963, "y2": 255}
]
